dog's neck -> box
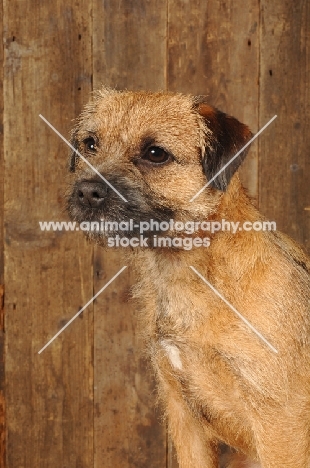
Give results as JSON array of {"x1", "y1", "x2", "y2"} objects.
[
  {"x1": 127, "y1": 176, "x2": 266, "y2": 337},
  {"x1": 214, "y1": 175, "x2": 260, "y2": 222},
  {"x1": 129, "y1": 175, "x2": 263, "y2": 267}
]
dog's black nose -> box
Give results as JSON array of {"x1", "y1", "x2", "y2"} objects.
[{"x1": 76, "y1": 181, "x2": 107, "y2": 208}]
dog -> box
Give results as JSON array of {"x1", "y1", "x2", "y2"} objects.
[{"x1": 67, "y1": 88, "x2": 310, "y2": 468}]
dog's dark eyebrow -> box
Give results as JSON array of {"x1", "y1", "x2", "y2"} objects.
[
  {"x1": 139, "y1": 136, "x2": 156, "y2": 153},
  {"x1": 85, "y1": 129, "x2": 98, "y2": 136}
]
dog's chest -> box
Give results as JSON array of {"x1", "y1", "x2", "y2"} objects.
[
  {"x1": 150, "y1": 272, "x2": 215, "y2": 371},
  {"x1": 160, "y1": 340, "x2": 183, "y2": 370},
  {"x1": 155, "y1": 336, "x2": 257, "y2": 456}
]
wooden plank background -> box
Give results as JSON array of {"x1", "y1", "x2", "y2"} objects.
[
  {"x1": 0, "y1": 1, "x2": 309, "y2": 467},
  {"x1": 3, "y1": 1, "x2": 94, "y2": 467},
  {"x1": 0, "y1": 0, "x2": 5, "y2": 465},
  {"x1": 259, "y1": 0, "x2": 310, "y2": 249}
]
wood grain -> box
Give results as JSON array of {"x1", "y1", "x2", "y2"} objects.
[
  {"x1": 92, "y1": 0, "x2": 168, "y2": 466},
  {"x1": 259, "y1": 0, "x2": 310, "y2": 252},
  {"x1": 0, "y1": 286, "x2": 4, "y2": 468},
  {"x1": 3, "y1": 0, "x2": 94, "y2": 466},
  {"x1": 93, "y1": 0, "x2": 167, "y2": 92},
  {"x1": 0, "y1": 1, "x2": 5, "y2": 466},
  {"x1": 167, "y1": 0, "x2": 260, "y2": 198},
  {"x1": 0, "y1": 0, "x2": 4, "y2": 287}
]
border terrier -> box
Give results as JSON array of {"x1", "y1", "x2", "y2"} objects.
[{"x1": 67, "y1": 88, "x2": 310, "y2": 468}]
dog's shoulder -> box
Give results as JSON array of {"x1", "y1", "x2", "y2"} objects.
[{"x1": 269, "y1": 230, "x2": 310, "y2": 281}]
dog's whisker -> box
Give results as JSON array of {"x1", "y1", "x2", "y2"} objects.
[{"x1": 190, "y1": 266, "x2": 279, "y2": 354}]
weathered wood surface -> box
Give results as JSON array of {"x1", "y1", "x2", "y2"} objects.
[
  {"x1": 259, "y1": 1, "x2": 310, "y2": 251},
  {"x1": 93, "y1": 0, "x2": 167, "y2": 92},
  {"x1": 3, "y1": 0, "x2": 94, "y2": 466},
  {"x1": 168, "y1": 0, "x2": 260, "y2": 200},
  {"x1": 0, "y1": 0, "x2": 5, "y2": 465},
  {"x1": 1, "y1": 1, "x2": 309, "y2": 467}
]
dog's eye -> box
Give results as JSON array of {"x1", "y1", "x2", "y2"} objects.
[
  {"x1": 143, "y1": 146, "x2": 170, "y2": 164},
  {"x1": 83, "y1": 137, "x2": 97, "y2": 152}
]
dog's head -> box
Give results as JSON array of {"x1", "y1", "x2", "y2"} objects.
[{"x1": 67, "y1": 88, "x2": 252, "y2": 241}]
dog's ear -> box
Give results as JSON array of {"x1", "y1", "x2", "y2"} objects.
[{"x1": 197, "y1": 101, "x2": 253, "y2": 191}]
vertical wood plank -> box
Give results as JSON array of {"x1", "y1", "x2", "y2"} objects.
[
  {"x1": 0, "y1": 0, "x2": 4, "y2": 286},
  {"x1": 93, "y1": 0, "x2": 167, "y2": 92},
  {"x1": 0, "y1": 285, "x2": 4, "y2": 468},
  {"x1": 259, "y1": 0, "x2": 310, "y2": 252},
  {"x1": 92, "y1": 1, "x2": 168, "y2": 467},
  {"x1": 168, "y1": 0, "x2": 260, "y2": 198},
  {"x1": 3, "y1": 1, "x2": 94, "y2": 466},
  {"x1": 0, "y1": 0, "x2": 5, "y2": 465}
]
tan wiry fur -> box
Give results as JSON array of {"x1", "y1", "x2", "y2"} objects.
[{"x1": 67, "y1": 88, "x2": 310, "y2": 468}]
